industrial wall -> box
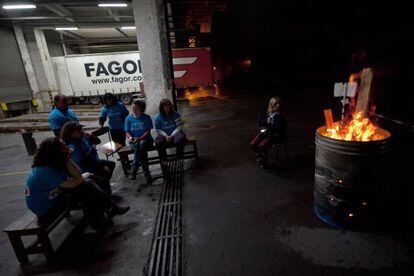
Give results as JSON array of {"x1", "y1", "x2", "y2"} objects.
[{"x1": 0, "y1": 26, "x2": 32, "y2": 114}]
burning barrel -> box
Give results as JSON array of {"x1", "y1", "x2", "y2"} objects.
[{"x1": 314, "y1": 114, "x2": 391, "y2": 228}]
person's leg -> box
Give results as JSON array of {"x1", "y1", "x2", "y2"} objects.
[
  {"x1": 250, "y1": 133, "x2": 263, "y2": 152},
  {"x1": 155, "y1": 135, "x2": 168, "y2": 161},
  {"x1": 89, "y1": 174, "x2": 111, "y2": 195},
  {"x1": 98, "y1": 159, "x2": 116, "y2": 180},
  {"x1": 155, "y1": 135, "x2": 171, "y2": 179},
  {"x1": 138, "y1": 140, "x2": 150, "y2": 175},
  {"x1": 173, "y1": 132, "x2": 186, "y2": 159},
  {"x1": 257, "y1": 137, "x2": 272, "y2": 167},
  {"x1": 129, "y1": 143, "x2": 140, "y2": 179},
  {"x1": 63, "y1": 178, "x2": 129, "y2": 230},
  {"x1": 64, "y1": 178, "x2": 111, "y2": 229}
]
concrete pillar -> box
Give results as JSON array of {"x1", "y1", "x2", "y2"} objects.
[
  {"x1": 33, "y1": 28, "x2": 58, "y2": 91},
  {"x1": 30, "y1": 28, "x2": 58, "y2": 111},
  {"x1": 13, "y1": 26, "x2": 43, "y2": 110},
  {"x1": 132, "y1": 0, "x2": 173, "y2": 115}
]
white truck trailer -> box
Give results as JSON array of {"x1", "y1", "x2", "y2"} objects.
[
  {"x1": 52, "y1": 48, "x2": 213, "y2": 105},
  {"x1": 52, "y1": 51, "x2": 144, "y2": 105}
]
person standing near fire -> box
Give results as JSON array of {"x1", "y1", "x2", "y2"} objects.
[
  {"x1": 99, "y1": 93, "x2": 129, "y2": 146},
  {"x1": 250, "y1": 96, "x2": 287, "y2": 168}
]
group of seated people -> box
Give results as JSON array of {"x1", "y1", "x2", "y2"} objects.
[
  {"x1": 25, "y1": 93, "x2": 284, "y2": 231},
  {"x1": 25, "y1": 93, "x2": 186, "y2": 231}
]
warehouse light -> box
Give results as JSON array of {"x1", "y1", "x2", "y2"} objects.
[
  {"x1": 2, "y1": 4, "x2": 36, "y2": 9},
  {"x1": 55, "y1": 27, "x2": 79, "y2": 31},
  {"x1": 121, "y1": 26, "x2": 136, "y2": 30},
  {"x1": 98, "y1": 3, "x2": 128, "y2": 7}
]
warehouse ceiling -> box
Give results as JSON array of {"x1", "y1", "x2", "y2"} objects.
[{"x1": 0, "y1": 0, "x2": 227, "y2": 53}]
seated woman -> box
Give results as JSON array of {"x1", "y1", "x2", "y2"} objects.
[
  {"x1": 99, "y1": 93, "x2": 129, "y2": 146},
  {"x1": 155, "y1": 99, "x2": 186, "y2": 166},
  {"x1": 250, "y1": 96, "x2": 287, "y2": 168},
  {"x1": 124, "y1": 100, "x2": 154, "y2": 182},
  {"x1": 25, "y1": 137, "x2": 129, "y2": 231},
  {"x1": 60, "y1": 121, "x2": 115, "y2": 195}
]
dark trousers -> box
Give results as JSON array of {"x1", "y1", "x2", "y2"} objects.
[
  {"x1": 41, "y1": 178, "x2": 112, "y2": 227},
  {"x1": 250, "y1": 133, "x2": 284, "y2": 153},
  {"x1": 130, "y1": 138, "x2": 153, "y2": 175},
  {"x1": 155, "y1": 132, "x2": 186, "y2": 161},
  {"x1": 89, "y1": 159, "x2": 116, "y2": 195},
  {"x1": 110, "y1": 129, "x2": 126, "y2": 146}
]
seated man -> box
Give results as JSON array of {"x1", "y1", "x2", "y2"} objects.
[
  {"x1": 60, "y1": 121, "x2": 115, "y2": 195},
  {"x1": 48, "y1": 95, "x2": 79, "y2": 137},
  {"x1": 124, "y1": 100, "x2": 154, "y2": 183},
  {"x1": 154, "y1": 99, "x2": 186, "y2": 168},
  {"x1": 25, "y1": 137, "x2": 129, "y2": 231}
]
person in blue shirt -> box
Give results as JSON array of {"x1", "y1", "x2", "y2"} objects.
[
  {"x1": 99, "y1": 93, "x2": 129, "y2": 146},
  {"x1": 48, "y1": 95, "x2": 79, "y2": 137},
  {"x1": 155, "y1": 98, "x2": 186, "y2": 163},
  {"x1": 250, "y1": 96, "x2": 287, "y2": 168},
  {"x1": 124, "y1": 100, "x2": 153, "y2": 182},
  {"x1": 25, "y1": 137, "x2": 129, "y2": 230},
  {"x1": 60, "y1": 121, "x2": 115, "y2": 195}
]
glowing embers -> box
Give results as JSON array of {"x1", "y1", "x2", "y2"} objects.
[{"x1": 322, "y1": 111, "x2": 387, "y2": 142}]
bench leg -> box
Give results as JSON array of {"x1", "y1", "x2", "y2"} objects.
[
  {"x1": 192, "y1": 141, "x2": 199, "y2": 163},
  {"x1": 119, "y1": 154, "x2": 130, "y2": 176},
  {"x1": 7, "y1": 233, "x2": 29, "y2": 265},
  {"x1": 38, "y1": 231, "x2": 54, "y2": 262}
]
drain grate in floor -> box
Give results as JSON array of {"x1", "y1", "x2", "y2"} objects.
[{"x1": 146, "y1": 159, "x2": 184, "y2": 276}]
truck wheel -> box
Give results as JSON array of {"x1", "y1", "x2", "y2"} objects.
[
  {"x1": 90, "y1": 96, "x2": 101, "y2": 105},
  {"x1": 120, "y1": 94, "x2": 132, "y2": 104}
]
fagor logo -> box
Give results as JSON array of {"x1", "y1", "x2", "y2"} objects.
[
  {"x1": 84, "y1": 60, "x2": 142, "y2": 77},
  {"x1": 172, "y1": 57, "x2": 198, "y2": 78}
]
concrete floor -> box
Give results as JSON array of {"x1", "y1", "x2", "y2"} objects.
[
  {"x1": 0, "y1": 87, "x2": 413, "y2": 275},
  {"x1": 181, "y1": 87, "x2": 414, "y2": 275}
]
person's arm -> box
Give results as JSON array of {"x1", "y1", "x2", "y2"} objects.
[
  {"x1": 48, "y1": 111, "x2": 60, "y2": 131},
  {"x1": 156, "y1": 129, "x2": 168, "y2": 137},
  {"x1": 138, "y1": 116, "x2": 153, "y2": 141},
  {"x1": 171, "y1": 125, "x2": 183, "y2": 137},
  {"x1": 124, "y1": 116, "x2": 134, "y2": 142},
  {"x1": 121, "y1": 103, "x2": 129, "y2": 120},
  {"x1": 70, "y1": 109, "x2": 80, "y2": 123},
  {"x1": 155, "y1": 116, "x2": 168, "y2": 137},
  {"x1": 170, "y1": 114, "x2": 183, "y2": 137},
  {"x1": 138, "y1": 130, "x2": 151, "y2": 141},
  {"x1": 99, "y1": 106, "x2": 108, "y2": 127},
  {"x1": 60, "y1": 160, "x2": 85, "y2": 188}
]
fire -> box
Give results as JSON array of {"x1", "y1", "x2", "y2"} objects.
[{"x1": 323, "y1": 111, "x2": 385, "y2": 141}]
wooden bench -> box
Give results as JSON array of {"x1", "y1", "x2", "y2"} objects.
[
  {"x1": 118, "y1": 136, "x2": 198, "y2": 176},
  {"x1": 3, "y1": 208, "x2": 81, "y2": 265}
]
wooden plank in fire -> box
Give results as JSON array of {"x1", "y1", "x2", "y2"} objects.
[
  {"x1": 355, "y1": 68, "x2": 373, "y2": 117},
  {"x1": 324, "y1": 109, "x2": 334, "y2": 129}
]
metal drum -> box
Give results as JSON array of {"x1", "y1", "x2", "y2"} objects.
[{"x1": 314, "y1": 126, "x2": 391, "y2": 228}]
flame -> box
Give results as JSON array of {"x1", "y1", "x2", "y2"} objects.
[{"x1": 323, "y1": 111, "x2": 385, "y2": 141}]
